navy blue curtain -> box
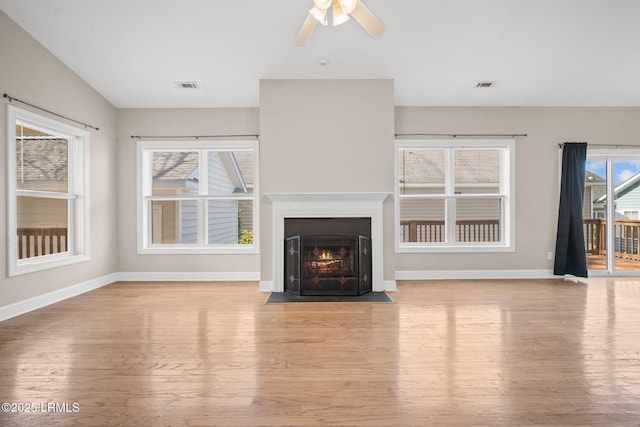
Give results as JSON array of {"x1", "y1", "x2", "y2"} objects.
[{"x1": 554, "y1": 142, "x2": 588, "y2": 278}]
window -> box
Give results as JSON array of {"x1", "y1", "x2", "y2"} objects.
[
  {"x1": 7, "y1": 106, "x2": 90, "y2": 276},
  {"x1": 395, "y1": 139, "x2": 515, "y2": 252},
  {"x1": 137, "y1": 140, "x2": 258, "y2": 254}
]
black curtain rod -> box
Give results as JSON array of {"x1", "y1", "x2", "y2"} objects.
[
  {"x1": 131, "y1": 134, "x2": 259, "y2": 140},
  {"x1": 558, "y1": 142, "x2": 640, "y2": 149},
  {"x1": 3, "y1": 93, "x2": 99, "y2": 131},
  {"x1": 395, "y1": 133, "x2": 527, "y2": 138}
]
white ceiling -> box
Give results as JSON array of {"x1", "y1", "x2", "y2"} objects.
[{"x1": 2, "y1": 0, "x2": 639, "y2": 108}]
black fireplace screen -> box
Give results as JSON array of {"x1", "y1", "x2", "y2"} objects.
[{"x1": 285, "y1": 234, "x2": 372, "y2": 296}]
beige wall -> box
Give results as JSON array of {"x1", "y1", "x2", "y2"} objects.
[
  {"x1": 0, "y1": 11, "x2": 118, "y2": 306},
  {"x1": 116, "y1": 107, "x2": 260, "y2": 273},
  {"x1": 259, "y1": 79, "x2": 396, "y2": 283},
  {"x1": 395, "y1": 106, "x2": 640, "y2": 273}
]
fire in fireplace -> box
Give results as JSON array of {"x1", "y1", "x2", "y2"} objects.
[{"x1": 284, "y1": 218, "x2": 372, "y2": 296}]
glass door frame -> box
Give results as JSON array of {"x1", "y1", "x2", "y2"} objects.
[{"x1": 587, "y1": 148, "x2": 640, "y2": 276}]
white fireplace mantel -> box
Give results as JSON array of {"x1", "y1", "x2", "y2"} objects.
[{"x1": 265, "y1": 192, "x2": 390, "y2": 293}]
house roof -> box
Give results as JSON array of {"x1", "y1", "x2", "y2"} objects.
[
  {"x1": 233, "y1": 151, "x2": 254, "y2": 186},
  {"x1": 399, "y1": 150, "x2": 499, "y2": 185},
  {"x1": 586, "y1": 171, "x2": 605, "y2": 183},
  {"x1": 15, "y1": 125, "x2": 68, "y2": 191},
  {"x1": 595, "y1": 171, "x2": 640, "y2": 203},
  {"x1": 152, "y1": 152, "x2": 199, "y2": 181},
  {"x1": 152, "y1": 151, "x2": 253, "y2": 189}
]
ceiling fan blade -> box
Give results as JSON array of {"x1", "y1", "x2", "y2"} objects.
[
  {"x1": 350, "y1": 1, "x2": 384, "y2": 38},
  {"x1": 295, "y1": 14, "x2": 319, "y2": 45}
]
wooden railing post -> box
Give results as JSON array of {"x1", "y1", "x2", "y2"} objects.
[
  {"x1": 409, "y1": 221, "x2": 417, "y2": 243},
  {"x1": 400, "y1": 219, "x2": 500, "y2": 243},
  {"x1": 598, "y1": 219, "x2": 606, "y2": 256},
  {"x1": 583, "y1": 218, "x2": 640, "y2": 262},
  {"x1": 17, "y1": 228, "x2": 67, "y2": 260}
]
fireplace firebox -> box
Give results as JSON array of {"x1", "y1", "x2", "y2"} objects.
[{"x1": 284, "y1": 219, "x2": 372, "y2": 295}]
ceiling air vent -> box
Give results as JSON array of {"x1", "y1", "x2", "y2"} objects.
[
  {"x1": 475, "y1": 81, "x2": 496, "y2": 88},
  {"x1": 176, "y1": 81, "x2": 199, "y2": 89}
]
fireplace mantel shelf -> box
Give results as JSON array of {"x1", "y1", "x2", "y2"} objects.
[{"x1": 265, "y1": 192, "x2": 390, "y2": 203}]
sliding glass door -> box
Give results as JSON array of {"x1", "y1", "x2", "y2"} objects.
[{"x1": 585, "y1": 150, "x2": 640, "y2": 275}]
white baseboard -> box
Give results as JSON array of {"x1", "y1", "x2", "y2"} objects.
[
  {"x1": 395, "y1": 269, "x2": 557, "y2": 281},
  {"x1": 117, "y1": 271, "x2": 260, "y2": 282},
  {"x1": 259, "y1": 281, "x2": 273, "y2": 292},
  {"x1": 383, "y1": 280, "x2": 397, "y2": 291},
  {"x1": 0, "y1": 271, "x2": 261, "y2": 322},
  {"x1": 0, "y1": 273, "x2": 119, "y2": 322}
]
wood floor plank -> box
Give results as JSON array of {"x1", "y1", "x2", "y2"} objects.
[{"x1": 1, "y1": 278, "x2": 640, "y2": 426}]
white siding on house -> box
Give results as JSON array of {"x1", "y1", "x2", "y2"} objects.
[
  {"x1": 208, "y1": 200, "x2": 238, "y2": 244},
  {"x1": 400, "y1": 198, "x2": 444, "y2": 221},
  {"x1": 205, "y1": 152, "x2": 239, "y2": 244},
  {"x1": 456, "y1": 198, "x2": 501, "y2": 221},
  {"x1": 616, "y1": 187, "x2": 640, "y2": 219},
  {"x1": 400, "y1": 185, "x2": 500, "y2": 221},
  {"x1": 208, "y1": 152, "x2": 238, "y2": 195},
  {"x1": 16, "y1": 197, "x2": 68, "y2": 228},
  {"x1": 179, "y1": 200, "x2": 198, "y2": 244},
  {"x1": 584, "y1": 186, "x2": 594, "y2": 218}
]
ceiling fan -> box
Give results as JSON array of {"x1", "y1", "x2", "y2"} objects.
[{"x1": 295, "y1": 0, "x2": 384, "y2": 45}]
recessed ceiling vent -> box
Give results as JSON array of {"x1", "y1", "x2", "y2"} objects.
[
  {"x1": 176, "y1": 81, "x2": 199, "y2": 89},
  {"x1": 475, "y1": 81, "x2": 496, "y2": 88}
]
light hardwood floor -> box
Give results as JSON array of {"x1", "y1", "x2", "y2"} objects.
[{"x1": 1, "y1": 278, "x2": 640, "y2": 426}]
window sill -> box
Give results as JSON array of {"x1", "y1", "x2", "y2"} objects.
[
  {"x1": 10, "y1": 253, "x2": 90, "y2": 277},
  {"x1": 396, "y1": 244, "x2": 515, "y2": 254},
  {"x1": 138, "y1": 245, "x2": 259, "y2": 255}
]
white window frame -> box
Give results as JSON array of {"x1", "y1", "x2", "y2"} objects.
[
  {"x1": 585, "y1": 148, "x2": 640, "y2": 276},
  {"x1": 137, "y1": 140, "x2": 259, "y2": 254},
  {"x1": 6, "y1": 105, "x2": 90, "y2": 276},
  {"x1": 395, "y1": 139, "x2": 515, "y2": 253}
]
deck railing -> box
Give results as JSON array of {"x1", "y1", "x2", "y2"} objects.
[
  {"x1": 401, "y1": 219, "x2": 500, "y2": 243},
  {"x1": 584, "y1": 218, "x2": 640, "y2": 261},
  {"x1": 583, "y1": 218, "x2": 606, "y2": 256},
  {"x1": 17, "y1": 227, "x2": 68, "y2": 259}
]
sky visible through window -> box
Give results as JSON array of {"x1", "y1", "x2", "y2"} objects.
[{"x1": 586, "y1": 160, "x2": 640, "y2": 186}]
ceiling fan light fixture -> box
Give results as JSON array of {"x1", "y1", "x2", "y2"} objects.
[
  {"x1": 309, "y1": 6, "x2": 328, "y2": 25},
  {"x1": 295, "y1": 0, "x2": 383, "y2": 44},
  {"x1": 339, "y1": 0, "x2": 358, "y2": 14},
  {"x1": 314, "y1": 0, "x2": 332, "y2": 10},
  {"x1": 332, "y1": 0, "x2": 350, "y2": 26}
]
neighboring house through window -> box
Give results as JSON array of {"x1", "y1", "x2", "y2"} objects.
[
  {"x1": 137, "y1": 140, "x2": 258, "y2": 254},
  {"x1": 6, "y1": 105, "x2": 90, "y2": 276},
  {"x1": 395, "y1": 139, "x2": 515, "y2": 252}
]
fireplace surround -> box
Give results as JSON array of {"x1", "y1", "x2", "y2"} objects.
[{"x1": 265, "y1": 193, "x2": 389, "y2": 293}]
